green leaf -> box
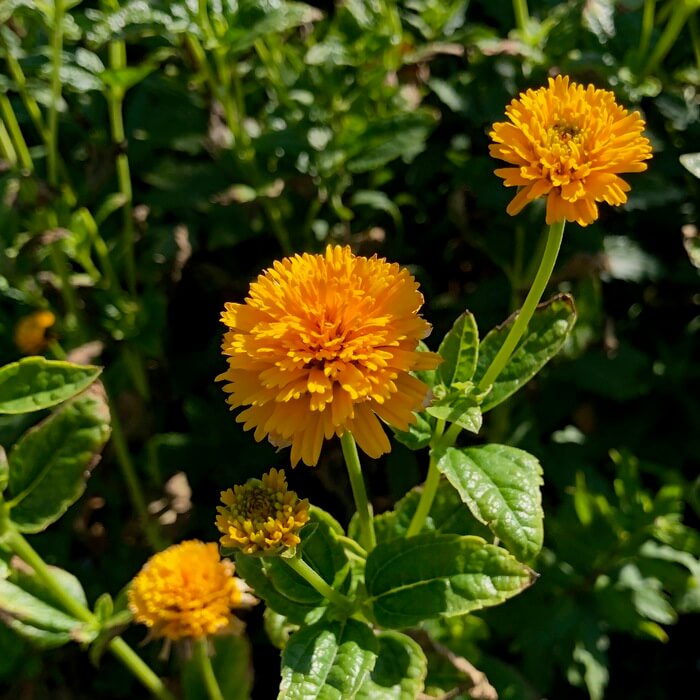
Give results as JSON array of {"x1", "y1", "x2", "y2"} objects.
[
  {"x1": 436, "y1": 445, "x2": 544, "y2": 561},
  {"x1": 680, "y1": 152, "x2": 700, "y2": 179},
  {"x1": 366, "y1": 533, "x2": 535, "y2": 629},
  {"x1": 264, "y1": 607, "x2": 299, "y2": 650},
  {"x1": 7, "y1": 386, "x2": 111, "y2": 532},
  {"x1": 225, "y1": 1, "x2": 322, "y2": 55},
  {"x1": 437, "y1": 311, "x2": 479, "y2": 387},
  {"x1": 0, "y1": 357, "x2": 102, "y2": 414},
  {"x1": 235, "y1": 512, "x2": 350, "y2": 625},
  {"x1": 0, "y1": 561, "x2": 95, "y2": 649},
  {"x1": 279, "y1": 618, "x2": 378, "y2": 699},
  {"x1": 182, "y1": 635, "x2": 252, "y2": 700},
  {"x1": 355, "y1": 631, "x2": 427, "y2": 700},
  {"x1": 473, "y1": 294, "x2": 576, "y2": 411},
  {"x1": 391, "y1": 412, "x2": 434, "y2": 451},
  {"x1": 345, "y1": 112, "x2": 437, "y2": 173},
  {"x1": 426, "y1": 381, "x2": 486, "y2": 434}
]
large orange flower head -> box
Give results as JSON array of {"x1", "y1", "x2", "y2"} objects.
[
  {"x1": 128, "y1": 540, "x2": 256, "y2": 641},
  {"x1": 218, "y1": 244, "x2": 441, "y2": 467},
  {"x1": 490, "y1": 75, "x2": 652, "y2": 226}
]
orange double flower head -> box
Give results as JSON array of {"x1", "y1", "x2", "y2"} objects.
[
  {"x1": 218, "y1": 245, "x2": 441, "y2": 467},
  {"x1": 490, "y1": 75, "x2": 652, "y2": 226},
  {"x1": 216, "y1": 468, "x2": 310, "y2": 556},
  {"x1": 128, "y1": 540, "x2": 256, "y2": 642}
]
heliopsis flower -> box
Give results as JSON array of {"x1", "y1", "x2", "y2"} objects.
[
  {"x1": 128, "y1": 540, "x2": 256, "y2": 641},
  {"x1": 490, "y1": 75, "x2": 652, "y2": 226},
  {"x1": 218, "y1": 245, "x2": 441, "y2": 466},
  {"x1": 13, "y1": 310, "x2": 55, "y2": 354},
  {"x1": 216, "y1": 468, "x2": 310, "y2": 556}
]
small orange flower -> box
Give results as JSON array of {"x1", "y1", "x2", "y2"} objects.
[
  {"x1": 14, "y1": 310, "x2": 55, "y2": 354},
  {"x1": 216, "y1": 468, "x2": 310, "y2": 556},
  {"x1": 490, "y1": 75, "x2": 652, "y2": 226},
  {"x1": 128, "y1": 540, "x2": 256, "y2": 641},
  {"x1": 218, "y1": 245, "x2": 441, "y2": 466}
]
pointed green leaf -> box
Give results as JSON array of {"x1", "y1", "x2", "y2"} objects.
[
  {"x1": 7, "y1": 386, "x2": 111, "y2": 532},
  {"x1": 437, "y1": 445, "x2": 543, "y2": 561},
  {"x1": 366, "y1": 533, "x2": 535, "y2": 629},
  {"x1": 0, "y1": 357, "x2": 102, "y2": 414},
  {"x1": 235, "y1": 511, "x2": 350, "y2": 625},
  {"x1": 437, "y1": 311, "x2": 479, "y2": 386},
  {"x1": 279, "y1": 618, "x2": 378, "y2": 699},
  {"x1": 182, "y1": 635, "x2": 252, "y2": 700},
  {"x1": 473, "y1": 294, "x2": 576, "y2": 411},
  {"x1": 356, "y1": 631, "x2": 427, "y2": 700}
]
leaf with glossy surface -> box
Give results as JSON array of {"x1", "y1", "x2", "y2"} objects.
[
  {"x1": 279, "y1": 618, "x2": 378, "y2": 699},
  {"x1": 356, "y1": 631, "x2": 427, "y2": 700},
  {"x1": 366, "y1": 533, "x2": 535, "y2": 628},
  {"x1": 7, "y1": 386, "x2": 111, "y2": 532},
  {"x1": 0, "y1": 357, "x2": 102, "y2": 414},
  {"x1": 473, "y1": 294, "x2": 576, "y2": 411},
  {"x1": 437, "y1": 445, "x2": 543, "y2": 561},
  {"x1": 437, "y1": 311, "x2": 479, "y2": 387}
]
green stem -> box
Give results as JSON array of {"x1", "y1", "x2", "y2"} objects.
[
  {"x1": 48, "y1": 0, "x2": 64, "y2": 186},
  {"x1": 337, "y1": 535, "x2": 367, "y2": 559},
  {"x1": 4, "y1": 526, "x2": 173, "y2": 700},
  {"x1": 0, "y1": 120, "x2": 18, "y2": 166},
  {"x1": 194, "y1": 638, "x2": 224, "y2": 700},
  {"x1": 49, "y1": 243, "x2": 82, "y2": 340},
  {"x1": 512, "y1": 0, "x2": 530, "y2": 34},
  {"x1": 108, "y1": 394, "x2": 167, "y2": 551},
  {"x1": 642, "y1": 2, "x2": 691, "y2": 76},
  {"x1": 477, "y1": 220, "x2": 565, "y2": 391},
  {"x1": 0, "y1": 94, "x2": 33, "y2": 172},
  {"x1": 406, "y1": 452, "x2": 441, "y2": 538},
  {"x1": 284, "y1": 555, "x2": 354, "y2": 611},
  {"x1": 690, "y1": 12, "x2": 700, "y2": 70},
  {"x1": 0, "y1": 37, "x2": 48, "y2": 140},
  {"x1": 405, "y1": 419, "x2": 451, "y2": 538},
  {"x1": 639, "y1": 0, "x2": 656, "y2": 58},
  {"x1": 339, "y1": 431, "x2": 376, "y2": 551},
  {"x1": 106, "y1": 37, "x2": 136, "y2": 296}
]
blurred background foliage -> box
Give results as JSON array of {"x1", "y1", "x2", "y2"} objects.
[{"x1": 0, "y1": 0, "x2": 698, "y2": 698}]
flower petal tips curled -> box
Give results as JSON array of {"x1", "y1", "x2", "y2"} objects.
[
  {"x1": 128, "y1": 540, "x2": 256, "y2": 641},
  {"x1": 218, "y1": 245, "x2": 442, "y2": 466},
  {"x1": 216, "y1": 468, "x2": 310, "y2": 556},
  {"x1": 490, "y1": 75, "x2": 652, "y2": 226}
]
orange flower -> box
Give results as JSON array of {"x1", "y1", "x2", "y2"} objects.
[
  {"x1": 128, "y1": 541, "x2": 256, "y2": 641},
  {"x1": 14, "y1": 310, "x2": 55, "y2": 354},
  {"x1": 490, "y1": 75, "x2": 652, "y2": 226},
  {"x1": 216, "y1": 468, "x2": 310, "y2": 556},
  {"x1": 218, "y1": 245, "x2": 441, "y2": 466}
]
